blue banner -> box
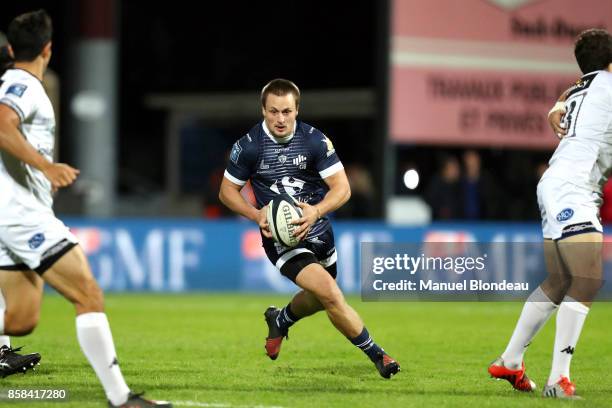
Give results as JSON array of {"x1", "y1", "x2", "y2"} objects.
[{"x1": 63, "y1": 218, "x2": 598, "y2": 294}]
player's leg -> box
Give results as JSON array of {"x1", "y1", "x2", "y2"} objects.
[
  {"x1": 263, "y1": 255, "x2": 330, "y2": 360},
  {"x1": 0, "y1": 270, "x2": 43, "y2": 336},
  {"x1": 0, "y1": 270, "x2": 43, "y2": 377},
  {"x1": 277, "y1": 263, "x2": 335, "y2": 326},
  {"x1": 289, "y1": 289, "x2": 324, "y2": 317},
  {"x1": 41, "y1": 245, "x2": 170, "y2": 407},
  {"x1": 543, "y1": 231, "x2": 602, "y2": 399},
  {"x1": 490, "y1": 240, "x2": 567, "y2": 387},
  {"x1": 295, "y1": 263, "x2": 400, "y2": 378},
  {"x1": 489, "y1": 181, "x2": 566, "y2": 391}
]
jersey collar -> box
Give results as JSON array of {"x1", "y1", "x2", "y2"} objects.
[{"x1": 262, "y1": 120, "x2": 296, "y2": 144}]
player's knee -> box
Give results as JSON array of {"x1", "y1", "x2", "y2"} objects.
[
  {"x1": 316, "y1": 282, "x2": 344, "y2": 310},
  {"x1": 543, "y1": 275, "x2": 572, "y2": 301},
  {"x1": 4, "y1": 310, "x2": 39, "y2": 336},
  {"x1": 568, "y1": 276, "x2": 603, "y2": 302}
]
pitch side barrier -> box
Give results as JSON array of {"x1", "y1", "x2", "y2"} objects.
[{"x1": 59, "y1": 219, "x2": 612, "y2": 300}]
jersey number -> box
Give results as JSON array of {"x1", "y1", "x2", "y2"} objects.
[{"x1": 562, "y1": 93, "x2": 586, "y2": 138}]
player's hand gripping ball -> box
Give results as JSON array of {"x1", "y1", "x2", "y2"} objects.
[{"x1": 267, "y1": 194, "x2": 303, "y2": 247}]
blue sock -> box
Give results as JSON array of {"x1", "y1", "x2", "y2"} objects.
[
  {"x1": 276, "y1": 303, "x2": 300, "y2": 331},
  {"x1": 349, "y1": 327, "x2": 384, "y2": 362}
]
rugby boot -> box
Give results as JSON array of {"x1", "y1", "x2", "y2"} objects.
[
  {"x1": 542, "y1": 376, "x2": 581, "y2": 400},
  {"x1": 264, "y1": 306, "x2": 288, "y2": 360},
  {"x1": 373, "y1": 351, "x2": 400, "y2": 379},
  {"x1": 488, "y1": 357, "x2": 536, "y2": 392},
  {"x1": 0, "y1": 345, "x2": 41, "y2": 378}
]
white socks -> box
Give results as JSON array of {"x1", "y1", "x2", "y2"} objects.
[
  {"x1": 76, "y1": 312, "x2": 130, "y2": 406},
  {"x1": 0, "y1": 288, "x2": 9, "y2": 347},
  {"x1": 501, "y1": 287, "x2": 558, "y2": 368},
  {"x1": 547, "y1": 297, "x2": 589, "y2": 385},
  {"x1": 0, "y1": 336, "x2": 9, "y2": 348}
]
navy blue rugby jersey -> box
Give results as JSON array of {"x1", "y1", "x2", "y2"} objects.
[{"x1": 224, "y1": 120, "x2": 343, "y2": 238}]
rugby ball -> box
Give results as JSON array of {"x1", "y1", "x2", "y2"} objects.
[{"x1": 267, "y1": 194, "x2": 303, "y2": 247}]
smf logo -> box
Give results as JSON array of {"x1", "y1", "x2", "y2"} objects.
[
  {"x1": 556, "y1": 208, "x2": 574, "y2": 222},
  {"x1": 28, "y1": 233, "x2": 46, "y2": 249}
]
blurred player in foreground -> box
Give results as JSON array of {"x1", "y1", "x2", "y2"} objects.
[
  {"x1": 219, "y1": 79, "x2": 400, "y2": 378},
  {"x1": 0, "y1": 30, "x2": 41, "y2": 374},
  {"x1": 489, "y1": 28, "x2": 612, "y2": 399},
  {"x1": 0, "y1": 10, "x2": 170, "y2": 407}
]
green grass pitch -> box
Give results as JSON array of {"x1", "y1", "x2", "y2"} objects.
[{"x1": 1, "y1": 294, "x2": 611, "y2": 407}]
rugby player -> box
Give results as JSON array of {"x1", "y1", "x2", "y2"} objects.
[
  {"x1": 489, "y1": 28, "x2": 612, "y2": 399},
  {"x1": 219, "y1": 79, "x2": 400, "y2": 378},
  {"x1": 0, "y1": 10, "x2": 170, "y2": 407}
]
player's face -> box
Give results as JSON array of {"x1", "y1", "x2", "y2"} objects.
[{"x1": 262, "y1": 93, "x2": 298, "y2": 138}]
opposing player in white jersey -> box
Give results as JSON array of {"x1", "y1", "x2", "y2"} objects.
[
  {"x1": 0, "y1": 10, "x2": 170, "y2": 408},
  {"x1": 488, "y1": 28, "x2": 612, "y2": 399}
]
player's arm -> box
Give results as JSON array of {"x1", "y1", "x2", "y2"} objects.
[
  {"x1": 219, "y1": 177, "x2": 272, "y2": 238},
  {"x1": 292, "y1": 169, "x2": 351, "y2": 240},
  {"x1": 548, "y1": 84, "x2": 573, "y2": 138},
  {"x1": 0, "y1": 104, "x2": 79, "y2": 188}
]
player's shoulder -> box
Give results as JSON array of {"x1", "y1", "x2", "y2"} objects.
[
  {"x1": 0, "y1": 68, "x2": 42, "y2": 96},
  {"x1": 595, "y1": 70, "x2": 612, "y2": 89},
  {"x1": 297, "y1": 121, "x2": 326, "y2": 139},
  {"x1": 229, "y1": 122, "x2": 262, "y2": 163},
  {"x1": 298, "y1": 121, "x2": 335, "y2": 153},
  {"x1": 581, "y1": 71, "x2": 612, "y2": 103}
]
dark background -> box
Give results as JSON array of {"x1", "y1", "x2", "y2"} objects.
[{"x1": 1, "y1": 1, "x2": 554, "y2": 220}]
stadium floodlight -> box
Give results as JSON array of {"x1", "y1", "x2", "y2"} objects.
[{"x1": 403, "y1": 169, "x2": 419, "y2": 190}]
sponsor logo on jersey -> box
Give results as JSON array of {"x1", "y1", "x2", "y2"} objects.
[
  {"x1": 6, "y1": 83, "x2": 27, "y2": 97},
  {"x1": 230, "y1": 142, "x2": 242, "y2": 164},
  {"x1": 556, "y1": 208, "x2": 574, "y2": 222},
  {"x1": 292, "y1": 154, "x2": 307, "y2": 169},
  {"x1": 28, "y1": 233, "x2": 46, "y2": 249},
  {"x1": 270, "y1": 176, "x2": 305, "y2": 196}
]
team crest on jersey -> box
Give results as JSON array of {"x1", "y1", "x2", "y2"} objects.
[
  {"x1": 7, "y1": 83, "x2": 27, "y2": 97},
  {"x1": 230, "y1": 141, "x2": 242, "y2": 164},
  {"x1": 322, "y1": 136, "x2": 335, "y2": 157},
  {"x1": 278, "y1": 154, "x2": 288, "y2": 164},
  {"x1": 28, "y1": 233, "x2": 46, "y2": 249},
  {"x1": 556, "y1": 208, "x2": 574, "y2": 222}
]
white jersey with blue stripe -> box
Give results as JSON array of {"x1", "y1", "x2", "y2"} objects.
[
  {"x1": 542, "y1": 70, "x2": 612, "y2": 200},
  {"x1": 0, "y1": 68, "x2": 55, "y2": 209}
]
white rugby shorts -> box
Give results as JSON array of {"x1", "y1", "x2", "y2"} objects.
[
  {"x1": 0, "y1": 200, "x2": 78, "y2": 273},
  {"x1": 537, "y1": 176, "x2": 602, "y2": 240}
]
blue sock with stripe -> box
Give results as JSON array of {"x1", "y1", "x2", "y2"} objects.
[
  {"x1": 349, "y1": 327, "x2": 383, "y2": 362},
  {"x1": 276, "y1": 303, "x2": 300, "y2": 331}
]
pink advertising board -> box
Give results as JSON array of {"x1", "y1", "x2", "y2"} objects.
[{"x1": 390, "y1": 0, "x2": 612, "y2": 148}]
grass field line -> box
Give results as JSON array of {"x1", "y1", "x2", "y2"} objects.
[{"x1": 174, "y1": 401, "x2": 284, "y2": 408}]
